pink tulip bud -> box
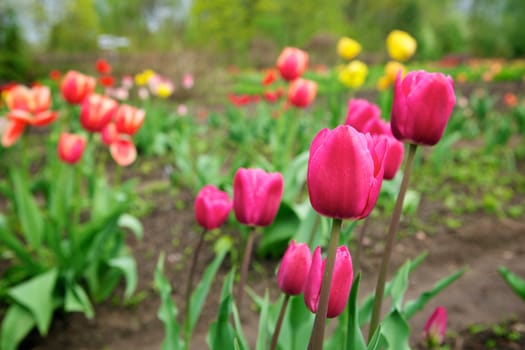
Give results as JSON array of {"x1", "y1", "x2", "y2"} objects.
[
  {"x1": 194, "y1": 185, "x2": 233, "y2": 230},
  {"x1": 114, "y1": 104, "x2": 145, "y2": 136},
  {"x1": 304, "y1": 246, "x2": 353, "y2": 318},
  {"x1": 233, "y1": 168, "x2": 284, "y2": 227},
  {"x1": 57, "y1": 132, "x2": 87, "y2": 164},
  {"x1": 277, "y1": 241, "x2": 312, "y2": 295},
  {"x1": 391, "y1": 70, "x2": 456, "y2": 146},
  {"x1": 288, "y1": 78, "x2": 317, "y2": 108},
  {"x1": 382, "y1": 134, "x2": 405, "y2": 180},
  {"x1": 80, "y1": 94, "x2": 118, "y2": 132},
  {"x1": 423, "y1": 306, "x2": 447, "y2": 346},
  {"x1": 277, "y1": 47, "x2": 308, "y2": 81},
  {"x1": 307, "y1": 125, "x2": 386, "y2": 219},
  {"x1": 61, "y1": 70, "x2": 96, "y2": 104}
]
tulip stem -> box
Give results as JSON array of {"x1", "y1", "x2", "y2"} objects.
[
  {"x1": 307, "y1": 215, "x2": 321, "y2": 249},
  {"x1": 236, "y1": 227, "x2": 256, "y2": 308},
  {"x1": 184, "y1": 227, "x2": 207, "y2": 344},
  {"x1": 308, "y1": 218, "x2": 343, "y2": 350},
  {"x1": 270, "y1": 293, "x2": 291, "y2": 350},
  {"x1": 353, "y1": 216, "x2": 370, "y2": 273},
  {"x1": 368, "y1": 143, "x2": 417, "y2": 341}
]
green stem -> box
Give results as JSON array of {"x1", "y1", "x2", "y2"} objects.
[
  {"x1": 236, "y1": 227, "x2": 256, "y2": 308},
  {"x1": 353, "y1": 216, "x2": 370, "y2": 273},
  {"x1": 184, "y1": 227, "x2": 207, "y2": 348},
  {"x1": 270, "y1": 293, "x2": 291, "y2": 350},
  {"x1": 368, "y1": 143, "x2": 417, "y2": 341},
  {"x1": 308, "y1": 218, "x2": 343, "y2": 350},
  {"x1": 307, "y1": 215, "x2": 321, "y2": 249}
]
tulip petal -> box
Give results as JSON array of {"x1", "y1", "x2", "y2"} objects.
[
  {"x1": 304, "y1": 246, "x2": 323, "y2": 313},
  {"x1": 327, "y1": 246, "x2": 353, "y2": 318},
  {"x1": 2, "y1": 120, "x2": 25, "y2": 147},
  {"x1": 110, "y1": 138, "x2": 137, "y2": 167}
]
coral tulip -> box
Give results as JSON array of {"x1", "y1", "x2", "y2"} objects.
[
  {"x1": 307, "y1": 125, "x2": 386, "y2": 219},
  {"x1": 2, "y1": 120, "x2": 25, "y2": 147},
  {"x1": 423, "y1": 306, "x2": 447, "y2": 346},
  {"x1": 233, "y1": 168, "x2": 283, "y2": 227},
  {"x1": 194, "y1": 185, "x2": 233, "y2": 230},
  {"x1": 304, "y1": 246, "x2": 353, "y2": 318},
  {"x1": 61, "y1": 70, "x2": 96, "y2": 104},
  {"x1": 57, "y1": 132, "x2": 87, "y2": 164},
  {"x1": 277, "y1": 241, "x2": 312, "y2": 295},
  {"x1": 337, "y1": 37, "x2": 362, "y2": 60},
  {"x1": 386, "y1": 30, "x2": 417, "y2": 62},
  {"x1": 391, "y1": 70, "x2": 456, "y2": 146},
  {"x1": 80, "y1": 94, "x2": 118, "y2": 132},
  {"x1": 109, "y1": 137, "x2": 137, "y2": 167},
  {"x1": 288, "y1": 78, "x2": 317, "y2": 108},
  {"x1": 277, "y1": 47, "x2": 308, "y2": 81},
  {"x1": 101, "y1": 122, "x2": 119, "y2": 145},
  {"x1": 114, "y1": 104, "x2": 145, "y2": 136}
]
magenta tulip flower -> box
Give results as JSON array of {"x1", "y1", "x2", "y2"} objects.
[
  {"x1": 194, "y1": 185, "x2": 233, "y2": 230},
  {"x1": 423, "y1": 306, "x2": 447, "y2": 346},
  {"x1": 307, "y1": 125, "x2": 386, "y2": 219},
  {"x1": 233, "y1": 168, "x2": 284, "y2": 227},
  {"x1": 288, "y1": 78, "x2": 317, "y2": 108},
  {"x1": 304, "y1": 246, "x2": 353, "y2": 318},
  {"x1": 277, "y1": 241, "x2": 312, "y2": 295},
  {"x1": 391, "y1": 70, "x2": 456, "y2": 146},
  {"x1": 276, "y1": 47, "x2": 308, "y2": 81},
  {"x1": 381, "y1": 135, "x2": 405, "y2": 180},
  {"x1": 345, "y1": 98, "x2": 381, "y2": 132}
]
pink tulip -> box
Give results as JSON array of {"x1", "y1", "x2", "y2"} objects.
[
  {"x1": 80, "y1": 94, "x2": 118, "y2": 132},
  {"x1": 61, "y1": 70, "x2": 96, "y2": 104},
  {"x1": 304, "y1": 246, "x2": 353, "y2": 318},
  {"x1": 57, "y1": 132, "x2": 87, "y2": 164},
  {"x1": 109, "y1": 136, "x2": 137, "y2": 167},
  {"x1": 277, "y1": 241, "x2": 312, "y2": 295},
  {"x1": 307, "y1": 125, "x2": 386, "y2": 219},
  {"x1": 233, "y1": 168, "x2": 284, "y2": 227},
  {"x1": 423, "y1": 306, "x2": 447, "y2": 346},
  {"x1": 345, "y1": 98, "x2": 381, "y2": 132},
  {"x1": 381, "y1": 134, "x2": 405, "y2": 180},
  {"x1": 101, "y1": 122, "x2": 119, "y2": 145},
  {"x1": 194, "y1": 185, "x2": 233, "y2": 230},
  {"x1": 114, "y1": 104, "x2": 145, "y2": 136},
  {"x1": 182, "y1": 74, "x2": 194, "y2": 89},
  {"x1": 391, "y1": 70, "x2": 456, "y2": 146},
  {"x1": 277, "y1": 47, "x2": 308, "y2": 81},
  {"x1": 288, "y1": 78, "x2": 317, "y2": 108}
]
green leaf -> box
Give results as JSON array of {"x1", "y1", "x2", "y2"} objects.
[
  {"x1": 345, "y1": 274, "x2": 366, "y2": 350},
  {"x1": 188, "y1": 250, "x2": 227, "y2": 333},
  {"x1": 255, "y1": 290, "x2": 270, "y2": 350},
  {"x1": 282, "y1": 150, "x2": 309, "y2": 202},
  {"x1": 154, "y1": 253, "x2": 182, "y2": 350},
  {"x1": 108, "y1": 256, "x2": 138, "y2": 300},
  {"x1": 257, "y1": 202, "x2": 300, "y2": 258},
  {"x1": 0, "y1": 215, "x2": 40, "y2": 271},
  {"x1": 65, "y1": 283, "x2": 94, "y2": 319},
  {"x1": 10, "y1": 169, "x2": 44, "y2": 249},
  {"x1": 366, "y1": 325, "x2": 382, "y2": 350},
  {"x1": 390, "y1": 259, "x2": 411, "y2": 310},
  {"x1": 499, "y1": 266, "x2": 525, "y2": 302},
  {"x1": 403, "y1": 267, "x2": 466, "y2": 319},
  {"x1": 231, "y1": 303, "x2": 250, "y2": 350},
  {"x1": 118, "y1": 214, "x2": 144, "y2": 240},
  {"x1": 8, "y1": 268, "x2": 58, "y2": 335},
  {"x1": 48, "y1": 161, "x2": 75, "y2": 229},
  {"x1": 0, "y1": 304, "x2": 36, "y2": 350},
  {"x1": 381, "y1": 310, "x2": 411, "y2": 350},
  {"x1": 208, "y1": 270, "x2": 236, "y2": 350}
]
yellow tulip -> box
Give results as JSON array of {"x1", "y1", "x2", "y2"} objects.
[
  {"x1": 386, "y1": 30, "x2": 417, "y2": 62},
  {"x1": 385, "y1": 61, "x2": 406, "y2": 82},
  {"x1": 337, "y1": 37, "x2": 362, "y2": 60},
  {"x1": 156, "y1": 83, "x2": 173, "y2": 98},
  {"x1": 338, "y1": 60, "x2": 368, "y2": 89},
  {"x1": 134, "y1": 69, "x2": 156, "y2": 86}
]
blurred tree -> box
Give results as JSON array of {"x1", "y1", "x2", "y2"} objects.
[
  {"x1": 0, "y1": 7, "x2": 31, "y2": 82},
  {"x1": 468, "y1": 0, "x2": 510, "y2": 57},
  {"x1": 503, "y1": 0, "x2": 525, "y2": 56}
]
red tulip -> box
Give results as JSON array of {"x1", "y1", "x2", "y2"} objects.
[
  {"x1": 194, "y1": 185, "x2": 233, "y2": 230},
  {"x1": 307, "y1": 125, "x2": 386, "y2": 219},
  {"x1": 99, "y1": 75, "x2": 115, "y2": 87},
  {"x1": 262, "y1": 69, "x2": 277, "y2": 86},
  {"x1": 423, "y1": 306, "x2": 447, "y2": 346},
  {"x1": 233, "y1": 168, "x2": 284, "y2": 227},
  {"x1": 277, "y1": 240, "x2": 312, "y2": 295},
  {"x1": 101, "y1": 122, "x2": 119, "y2": 145},
  {"x1": 391, "y1": 70, "x2": 456, "y2": 146},
  {"x1": 57, "y1": 132, "x2": 87, "y2": 164},
  {"x1": 303, "y1": 246, "x2": 353, "y2": 318},
  {"x1": 2, "y1": 120, "x2": 25, "y2": 147},
  {"x1": 109, "y1": 136, "x2": 137, "y2": 167},
  {"x1": 277, "y1": 47, "x2": 308, "y2": 81},
  {"x1": 80, "y1": 94, "x2": 118, "y2": 132},
  {"x1": 288, "y1": 78, "x2": 317, "y2": 108},
  {"x1": 114, "y1": 104, "x2": 145, "y2": 136},
  {"x1": 61, "y1": 70, "x2": 96, "y2": 104},
  {"x1": 96, "y1": 59, "x2": 112, "y2": 75}
]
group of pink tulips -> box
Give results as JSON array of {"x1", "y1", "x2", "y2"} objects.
[{"x1": 191, "y1": 63, "x2": 456, "y2": 348}]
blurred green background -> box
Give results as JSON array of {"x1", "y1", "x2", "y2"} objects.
[{"x1": 1, "y1": 0, "x2": 525, "y2": 81}]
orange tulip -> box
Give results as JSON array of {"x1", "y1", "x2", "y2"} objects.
[{"x1": 114, "y1": 104, "x2": 146, "y2": 136}]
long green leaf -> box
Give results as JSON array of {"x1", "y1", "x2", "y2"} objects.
[
  {"x1": 8, "y1": 268, "x2": 58, "y2": 335},
  {"x1": 255, "y1": 290, "x2": 270, "y2": 350},
  {"x1": 109, "y1": 256, "x2": 138, "y2": 300},
  {"x1": 118, "y1": 214, "x2": 144, "y2": 240},
  {"x1": 499, "y1": 266, "x2": 525, "y2": 301},
  {"x1": 381, "y1": 310, "x2": 411, "y2": 350},
  {"x1": 366, "y1": 325, "x2": 382, "y2": 350},
  {"x1": 345, "y1": 274, "x2": 366, "y2": 350},
  {"x1": 188, "y1": 250, "x2": 227, "y2": 333},
  {"x1": 0, "y1": 304, "x2": 36, "y2": 350},
  {"x1": 65, "y1": 283, "x2": 94, "y2": 319},
  {"x1": 390, "y1": 260, "x2": 411, "y2": 310},
  {"x1": 208, "y1": 270, "x2": 236, "y2": 350},
  {"x1": 154, "y1": 253, "x2": 182, "y2": 350},
  {"x1": 0, "y1": 215, "x2": 39, "y2": 271},
  {"x1": 403, "y1": 268, "x2": 466, "y2": 319},
  {"x1": 10, "y1": 169, "x2": 44, "y2": 249},
  {"x1": 232, "y1": 303, "x2": 250, "y2": 350}
]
